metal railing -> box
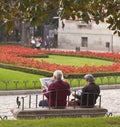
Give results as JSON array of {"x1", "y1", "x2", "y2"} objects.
[
  {"x1": 0, "y1": 116, "x2": 7, "y2": 120},
  {"x1": 16, "y1": 90, "x2": 101, "y2": 111},
  {"x1": 0, "y1": 80, "x2": 40, "y2": 90},
  {"x1": 67, "y1": 76, "x2": 120, "y2": 87},
  {"x1": 0, "y1": 75, "x2": 120, "y2": 90},
  {"x1": 41, "y1": 89, "x2": 70, "y2": 109}
]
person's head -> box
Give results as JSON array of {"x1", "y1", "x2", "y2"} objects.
[
  {"x1": 84, "y1": 74, "x2": 95, "y2": 85},
  {"x1": 53, "y1": 70, "x2": 64, "y2": 80},
  {"x1": 31, "y1": 36, "x2": 34, "y2": 39}
]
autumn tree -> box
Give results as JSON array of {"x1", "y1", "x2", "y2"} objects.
[{"x1": 0, "y1": 0, "x2": 120, "y2": 44}]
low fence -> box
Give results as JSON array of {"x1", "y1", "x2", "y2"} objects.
[
  {"x1": 16, "y1": 92, "x2": 101, "y2": 111},
  {"x1": 0, "y1": 80, "x2": 40, "y2": 90},
  {"x1": 12, "y1": 92, "x2": 107, "y2": 119},
  {"x1": 0, "y1": 75, "x2": 120, "y2": 90},
  {"x1": 0, "y1": 116, "x2": 7, "y2": 120}
]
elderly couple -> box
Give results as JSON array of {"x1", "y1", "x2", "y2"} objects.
[{"x1": 39, "y1": 70, "x2": 100, "y2": 108}]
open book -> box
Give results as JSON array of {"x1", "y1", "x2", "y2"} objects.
[{"x1": 39, "y1": 77, "x2": 54, "y2": 90}]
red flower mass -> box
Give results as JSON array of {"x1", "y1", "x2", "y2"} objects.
[{"x1": 0, "y1": 45, "x2": 120, "y2": 74}]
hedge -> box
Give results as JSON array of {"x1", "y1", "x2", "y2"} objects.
[
  {"x1": 66, "y1": 72, "x2": 120, "y2": 78},
  {"x1": 0, "y1": 63, "x2": 120, "y2": 79},
  {"x1": 0, "y1": 63, "x2": 53, "y2": 77}
]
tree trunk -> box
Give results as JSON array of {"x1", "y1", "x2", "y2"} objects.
[{"x1": 21, "y1": 22, "x2": 30, "y2": 46}]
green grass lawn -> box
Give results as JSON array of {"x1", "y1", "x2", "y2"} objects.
[
  {"x1": 0, "y1": 68, "x2": 42, "y2": 80},
  {"x1": 0, "y1": 55, "x2": 119, "y2": 90},
  {"x1": 35, "y1": 55, "x2": 114, "y2": 66},
  {"x1": 0, "y1": 68, "x2": 44, "y2": 90},
  {"x1": 0, "y1": 117, "x2": 120, "y2": 127},
  {"x1": 0, "y1": 67, "x2": 120, "y2": 90}
]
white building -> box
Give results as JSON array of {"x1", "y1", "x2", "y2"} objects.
[{"x1": 58, "y1": 20, "x2": 120, "y2": 52}]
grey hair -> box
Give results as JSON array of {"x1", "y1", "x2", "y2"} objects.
[
  {"x1": 84, "y1": 74, "x2": 95, "y2": 82},
  {"x1": 53, "y1": 70, "x2": 64, "y2": 80}
]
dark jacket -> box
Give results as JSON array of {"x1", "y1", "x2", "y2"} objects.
[
  {"x1": 76, "y1": 83, "x2": 100, "y2": 107},
  {"x1": 44, "y1": 80, "x2": 70, "y2": 108}
]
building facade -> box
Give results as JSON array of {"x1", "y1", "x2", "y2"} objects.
[{"x1": 58, "y1": 20, "x2": 120, "y2": 52}]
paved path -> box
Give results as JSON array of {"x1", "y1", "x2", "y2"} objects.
[{"x1": 0, "y1": 85, "x2": 120, "y2": 119}]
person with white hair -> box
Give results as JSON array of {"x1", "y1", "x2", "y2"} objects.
[
  {"x1": 39, "y1": 70, "x2": 70, "y2": 108},
  {"x1": 72, "y1": 74, "x2": 100, "y2": 107},
  {"x1": 40, "y1": 70, "x2": 64, "y2": 91}
]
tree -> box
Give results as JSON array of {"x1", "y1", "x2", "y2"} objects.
[
  {"x1": 0, "y1": 0, "x2": 120, "y2": 43},
  {"x1": 59, "y1": 0, "x2": 120, "y2": 36}
]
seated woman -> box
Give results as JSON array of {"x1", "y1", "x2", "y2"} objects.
[{"x1": 72, "y1": 74, "x2": 100, "y2": 107}]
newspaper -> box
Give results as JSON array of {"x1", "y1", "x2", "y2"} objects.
[
  {"x1": 39, "y1": 77, "x2": 54, "y2": 90},
  {"x1": 76, "y1": 90, "x2": 82, "y2": 96},
  {"x1": 72, "y1": 90, "x2": 82, "y2": 97}
]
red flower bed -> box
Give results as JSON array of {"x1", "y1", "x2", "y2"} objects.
[
  {"x1": 41, "y1": 50, "x2": 120, "y2": 61},
  {"x1": 0, "y1": 45, "x2": 120, "y2": 74},
  {"x1": 0, "y1": 45, "x2": 46, "y2": 57}
]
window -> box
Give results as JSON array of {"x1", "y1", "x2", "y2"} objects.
[
  {"x1": 81, "y1": 37, "x2": 88, "y2": 47},
  {"x1": 106, "y1": 42, "x2": 110, "y2": 48}
]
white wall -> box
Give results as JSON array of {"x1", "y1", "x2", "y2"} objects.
[{"x1": 58, "y1": 20, "x2": 120, "y2": 52}]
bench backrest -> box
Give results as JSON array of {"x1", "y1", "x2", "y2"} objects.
[
  {"x1": 80, "y1": 92, "x2": 100, "y2": 108},
  {"x1": 45, "y1": 89, "x2": 70, "y2": 108}
]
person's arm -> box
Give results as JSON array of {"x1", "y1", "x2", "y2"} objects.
[
  {"x1": 44, "y1": 83, "x2": 54, "y2": 99},
  {"x1": 72, "y1": 91, "x2": 81, "y2": 99},
  {"x1": 82, "y1": 85, "x2": 88, "y2": 92},
  {"x1": 72, "y1": 86, "x2": 87, "y2": 100}
]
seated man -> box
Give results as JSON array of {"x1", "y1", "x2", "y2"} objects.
[
  {"x1": 72, "y1": 74, "x2": 100, "y2": 107},
  {"x1": 39, "y1": 70, "x2": 64, "y2": 91},
  {"x1": 39, "y1": 70, "x2": 71, "y2": 108}
]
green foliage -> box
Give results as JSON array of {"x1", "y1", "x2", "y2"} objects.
[
  {"x1": 0, "y1": 0, "x2": 120, "y2": 35},
  {"x1": 61, "y1": 0, "x2": 120, "y2": 35}
]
